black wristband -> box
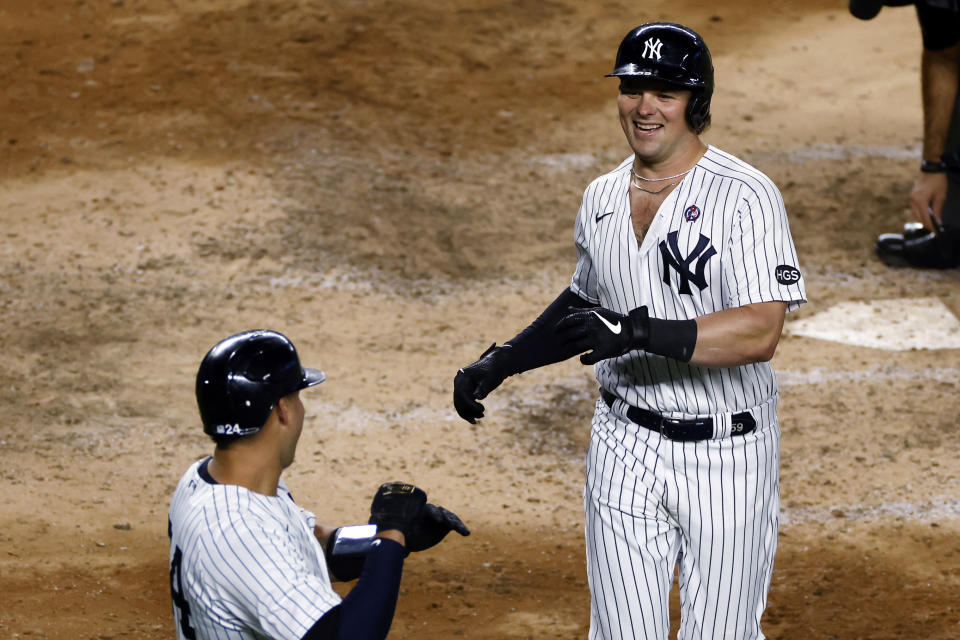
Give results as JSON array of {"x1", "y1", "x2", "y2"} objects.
[
  {"x1": 646, "y1": 318, "x2": 697, "y2": 362},
  {"x1": 920, "y1": 159, "x2": 947, "y2": 173}
]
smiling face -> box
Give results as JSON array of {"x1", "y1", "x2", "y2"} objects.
[{"x1": 617, "y1": 77, "x2": 701, "y2": 169}]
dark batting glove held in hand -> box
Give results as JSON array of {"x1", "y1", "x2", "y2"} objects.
[
  {"x1": 453, "y1": 343, "x2": 512, "y2": 423},
  {"x1": 555, "y1": 306, "x2": 650, "y2": 365},
  {"x1": 368, "y1": 482, "x2": 427, "y2": 539},
  {"x1": 406, "y1": 504, "x2": 471, "y2": 553}
]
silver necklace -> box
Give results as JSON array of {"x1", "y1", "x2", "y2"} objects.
[
  {"x1": 631, "y1": 165, "x2": 692, "y2": 182},
  {"x1": 631, "y1": 177, "x2": 680, "y2": 194}
]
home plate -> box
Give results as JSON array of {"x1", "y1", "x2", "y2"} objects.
[{"x1": 786, "y1": 297, "x2": 960, "y2": 350}]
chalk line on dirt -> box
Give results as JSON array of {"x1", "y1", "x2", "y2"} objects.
[
  {"x1": 777, "y1": 365, "x2": 960, "y2": 386},
  {"x1": 781, "y1": 497, "x2": 960, "y2": 526},
  {"x1": 748, "y1": 142, "x2": 922, "y2": 165}
]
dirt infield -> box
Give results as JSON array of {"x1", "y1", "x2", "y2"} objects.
[{"x1": 1, "y1": 0, "x2": 959, "y2": 638}]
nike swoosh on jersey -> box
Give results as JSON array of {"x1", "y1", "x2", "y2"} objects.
[
  {"x1": 592, "y1": 310, "x2": 621, "y2": 334},
  {"x1": 595, "y1": 211, "x2": 615, "y2": 222}
]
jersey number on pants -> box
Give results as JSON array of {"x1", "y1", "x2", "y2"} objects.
[{"x1": 170, "y1": 546, "x2": 197, "y2": 640}]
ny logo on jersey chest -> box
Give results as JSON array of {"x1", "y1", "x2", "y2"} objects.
[{"x1": 659, "y1": 231, "x2": 716, "y2": 295}]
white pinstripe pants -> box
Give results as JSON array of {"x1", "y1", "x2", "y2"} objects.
[{"x1": 584, "y1": 397, "x2": 780, "y2": 640}]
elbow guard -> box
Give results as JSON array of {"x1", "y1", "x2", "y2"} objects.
[{"x1": 324, "y1": 525, "x2": 378, "y2": 582}]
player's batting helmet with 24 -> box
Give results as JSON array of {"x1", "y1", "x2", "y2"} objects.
[
  {"x1": 196, "y1": 329, "x2": 326, "y2": 438},
  {"x1": 607, "y1": 22, "x2": 714, "y2": 134}
]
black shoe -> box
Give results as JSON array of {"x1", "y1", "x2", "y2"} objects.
[{"x1": 875, "y1": 222, "x2": 960, "y2": 269}]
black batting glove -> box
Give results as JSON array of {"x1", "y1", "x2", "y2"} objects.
[
  {"x1": 554, "y1": 306, "x2": 650, "y2": 365},
  {"x1": 369, "y1": 482, "x2": 427, "y2": 539},
  {"x1": 405, "y1": 504, "x2": 471, "y2": 553},
  {"x1": 453, "y1": 343, "x2": 513, "y2": 423}
]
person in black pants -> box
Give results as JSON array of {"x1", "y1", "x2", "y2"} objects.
[{"x1": 852, "y1": 0, "x2": 960, "y2": 268}]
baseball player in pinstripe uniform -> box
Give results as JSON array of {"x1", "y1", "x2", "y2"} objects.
[
  {"x1": 453, "y1": 23, "x2": 806, "y2": 639},
  {"x1": 170, "y1": 330, "x2": 468, "y2": 640}
]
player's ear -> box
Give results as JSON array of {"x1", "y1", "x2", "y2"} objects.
[{"x1": 274, "y1": 394, "x2": 293, "y2": 426}]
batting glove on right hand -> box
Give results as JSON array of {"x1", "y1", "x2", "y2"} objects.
[
  {"x1": 406, "y1": 504, "x2": 471, "y2": 553},
  {"x1": 554, "y1": 306, "x2": 650, "y2": 365},
  {"x1": 368, "y1": 482, "x2": 427, "y2": 539},
  {"x1": 453, "y1": 343, "x2": 513, "y2": 423}
]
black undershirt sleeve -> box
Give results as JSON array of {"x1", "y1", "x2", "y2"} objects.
[
  {"x1": 301, "y1": 538, "x2": 405, "y2": 640},
  {"x1": 499, "y1": 287, "x2": 598, "y2": 375},
  {"x1": 304, "y1": 606, "x2": 340, "y2": 640},
  {"x1": 497, "y1": 288, "x2": 698, "y2": 368}
]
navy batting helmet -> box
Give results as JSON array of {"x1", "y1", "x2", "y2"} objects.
[
  {"x1": 196, "y1": 330, "x2": 326, "y2": 438},
  {"x1": 607, "y1": 22, "x2": 714, "y2": 133}
]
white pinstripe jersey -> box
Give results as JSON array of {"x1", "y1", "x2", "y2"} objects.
[
  {"x1": 168, "y1": 458, "x2": 340, "y2": 640},
  {"x1": 570, "y1": 146, "x2": 806, "y2": 417}
]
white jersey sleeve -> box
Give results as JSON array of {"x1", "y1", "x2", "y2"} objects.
[{"x1": 717, "y1": 154, "x2": 806, "y2": 312}]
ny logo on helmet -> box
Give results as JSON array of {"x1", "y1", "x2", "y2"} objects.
[{"x1": 642, "y1": 37, "x2": 663, "y2": 60}]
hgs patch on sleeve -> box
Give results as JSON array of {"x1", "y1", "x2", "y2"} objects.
[{"x1": 775, "y1": 265, "x2": 801, "y2": 285}]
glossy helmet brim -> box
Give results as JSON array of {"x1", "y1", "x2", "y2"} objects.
[
  {"x1": 300, "y1": 367, "x2": 327, "y2": 389},
  {"x1": 605, "y1": 64, "x2": 707, "y2": 89}
]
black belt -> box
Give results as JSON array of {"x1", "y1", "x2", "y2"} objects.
[{"x1": 601, "y1": 391, "x2": 756, "y2": 441}]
